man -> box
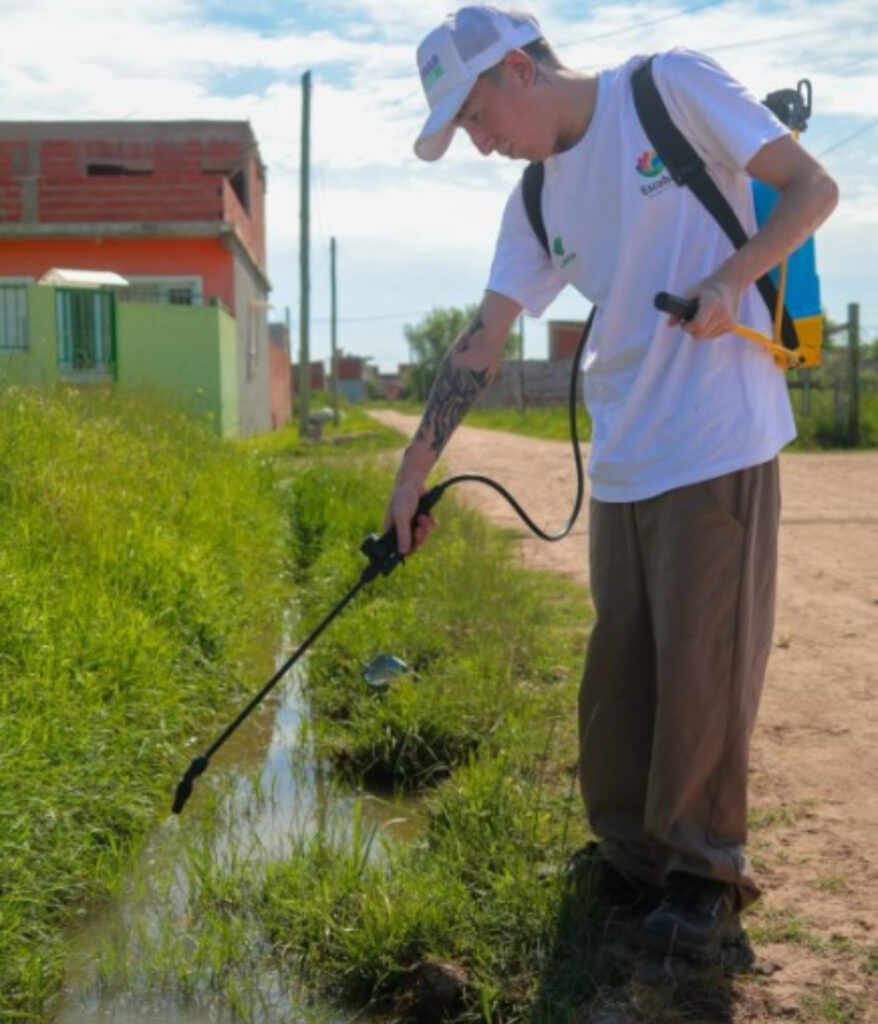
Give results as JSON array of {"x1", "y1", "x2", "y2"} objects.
[{"x1": 385, "y1": 5, "x2": 838, "y2": 960}]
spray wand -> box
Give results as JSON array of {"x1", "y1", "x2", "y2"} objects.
[
  {"x1": 173, "y1": 316, "x2": 593, "y2": 815},
  {"x1": 172, "y1": 485, "x2": 447, "y2": 814}
]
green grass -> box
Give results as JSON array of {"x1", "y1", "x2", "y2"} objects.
[
  {"x1": 465, "y1": 404, "x2": 593, "y2": 443},
  {"x1": 85, "y1": 451, "x2": 596, "y2": 1021},
  {"x1": 369, "y1": 370, "x2": 878, "y2": 449},
  {"x1": 256, "y1": 754, "x2": 587, "y2": 1018},
  {"x1": 268, "y1": 457, "x2": 587, "y2": 790},
  {"x1": 0, "y1": 387, "x2": 290, "y2": 1019},
  {"x1": 786, "y1": 375, "x2": 878, "y2": 448},
  {"x1": 800, "y1": 989, "x2": 863, "y2": 1023},
  {"x1": 249, "y1": 392, "x2": 403, "y2": 463},
  {"x1": 51, "y1": 431, "x2": 876, "y2": 1023}
]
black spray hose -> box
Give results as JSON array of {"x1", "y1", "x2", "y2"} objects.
[
  {"x1": 436, "y1": 308, "x2": 592, "y2": 541},
  {"x1": 172, "y1": 313, "x2": 593, "y2": 814}
]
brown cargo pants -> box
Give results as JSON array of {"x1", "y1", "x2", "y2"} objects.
[{"x1": 578, "y1": 458, "x2": 780, "y2": 908}]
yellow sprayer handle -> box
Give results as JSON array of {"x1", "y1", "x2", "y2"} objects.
[{"x1": 654, "y1": 292, "x2": 802, "y2": 368}]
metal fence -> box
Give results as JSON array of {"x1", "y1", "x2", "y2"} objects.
[
  {"x1": 478, "y1": 303, "x2": 873, "y2": 446},
  {"x1": 789, "y1": 303, "x2": 874, "y2": 446}
]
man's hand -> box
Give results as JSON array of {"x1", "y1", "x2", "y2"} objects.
[
  {"x1": 384, "y1": 476, "x2": 437, "y2": 556},
  {"x1": 669, "y1": 276, "x2": 741, "y2": 340}
]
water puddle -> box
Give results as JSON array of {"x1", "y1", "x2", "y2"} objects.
[{"x1": 55, "y1": 650, "x2": 423, "y2": 1024}]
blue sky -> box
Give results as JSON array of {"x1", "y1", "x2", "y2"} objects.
[{"x1": 1, "y1": 0, "x2": 875, "y2": 370}]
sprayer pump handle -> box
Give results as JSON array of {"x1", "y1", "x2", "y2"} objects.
[{"x1": 655, "y1": 291, "x2": 699, "y2": 322}]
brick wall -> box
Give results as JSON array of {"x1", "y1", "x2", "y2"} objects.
[
  {"x1": 291, "y1": 361, "x2": 325, "y2": 393},
  {"x1": 37, "y1": 179, "x2": 225, "y2": 223},
  {"x1": 337, "y1": 356, "x2": 364, "y2": 381},
  {"x1": 549, "y1": 321, "x2": 588, "y2": 361},
  {"x1": 0, "y1": 127, "x2": 267, "y2": 274}
]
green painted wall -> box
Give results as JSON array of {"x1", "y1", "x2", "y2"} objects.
[
  {"x1": 216, "y1": 309, "x2": 239, "y2": 440},
  {"x1": 1, "y1": 287, "x2": 240, "y2": 438},
  {"x1": 1, "y1": 285, "x2": 56, "y2": 388},
  {"x1": 116, "y1": 302, "x2": 239, "y2": 438}
]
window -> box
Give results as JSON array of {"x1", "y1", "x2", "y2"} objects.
[
  {"x1": 0, "y1": 285, "x2": 28, "y2": 352},
  {"x1": 56, "y1": 289, "x2": 116, "y2": 377},
  {"x1": 117, "y1": 277, "x2": 203, "y2": 307}
]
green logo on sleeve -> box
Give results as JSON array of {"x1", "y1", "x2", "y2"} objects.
[{"x1": 552, "y1": 236, "x2": 577, "y2": 269}]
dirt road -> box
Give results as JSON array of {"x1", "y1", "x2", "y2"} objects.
[{"x1": 371, "y1": 409, "x2": 878, "y2": 1019}]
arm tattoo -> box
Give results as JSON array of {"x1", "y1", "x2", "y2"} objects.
[
  {"x1": 455, "y1": 313, "x2": 485, "y2": 354},
  {"x1": 414, "y1": 311, "x2": 492, "y2": 455},
  {"x1": 417, "y1": 359, "x2": 490, "y2": 455}
]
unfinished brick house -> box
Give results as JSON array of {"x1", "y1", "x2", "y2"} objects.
[{"x1": 0, "y1": 121, "x2": 275, "y2": 435}]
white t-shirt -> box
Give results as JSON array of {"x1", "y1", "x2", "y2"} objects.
[{"x1": 487, "y1": 49, "x2": 796, "y2": 502}]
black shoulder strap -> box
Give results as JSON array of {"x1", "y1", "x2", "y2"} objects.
[
  {"x1": 520, "y1": 161, "x2": 595, "y2": 352},
  {"x1": 631, "y1": 56, "x2": 799, "y2": 352},
  {"x1": 521, "y1": 160, "x2": 549, "y2": 257}
]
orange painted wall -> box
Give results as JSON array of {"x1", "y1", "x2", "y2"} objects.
[{"x1": 0, "y1": 236, "x2": 235, "y2": 310}]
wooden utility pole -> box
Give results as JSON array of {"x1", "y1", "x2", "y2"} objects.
[
  {"x1": 285, "y1": 305, "x2": 292, "y2": 423},
  {"x1": 297, "y1": 70, "x2": 311, "y2": 437},
  {"x1": 330, "y1": 236, "x2": 339, "y2": 426}
]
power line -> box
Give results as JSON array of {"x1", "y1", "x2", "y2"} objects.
[
  {"x1": 566, "y1": 0, "x2": 727, "y2": 45},
  {"x1": 369, "y1": 0, "x2": 731, "y2": 82},
  {"x1": 816, "y1": 120, "x2": 878, "y2": 159},
  {"x1": 292, "y1": 310, "x2": 428, "y2": 325},
  {"x1": 706, "y1": 27, "x2": 827, "y2": 53}
]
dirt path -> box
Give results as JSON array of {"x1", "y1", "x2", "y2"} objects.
[{"x1": 370, "y1": 409, "x2": 878, "y2": 1020}]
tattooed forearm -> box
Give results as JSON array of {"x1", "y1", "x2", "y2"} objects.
[
  {"x1": 416, "y1": 359, "x2": 491, "y2": 455},
  {"x1": 454, "y1": 313, "x2": 485, "y2": 354}
]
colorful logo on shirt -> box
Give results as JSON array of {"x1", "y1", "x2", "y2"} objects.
[
  {"x1": 420, "y1": 54, "x2": 445, "y2": 92},
  {"x1": 636, "y1": 150, "x2": 664, "y2": 178}
]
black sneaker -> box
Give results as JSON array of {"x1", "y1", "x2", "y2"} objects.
[
  {"x1": 566, "y1": 842, "x2": 664, "y2": 918},
  {"x1": 642, "y1": 871, "x2": 742, "y2": 962}
]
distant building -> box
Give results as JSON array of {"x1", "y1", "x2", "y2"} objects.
[
  {"x1": 375, "y1": 364, "x2": 409, "y2": 400},
  {"x1": 268, "y1": 322, "x2": 291, "y2": 429},
  {"x1": 291, "y1": 360, "x2": 326, "y2": 394},
  {"x1": 0, "y1": 120, "x2": 275, "y2": 436},
  {"x1": 548, "y1": 319, "x2": 588, "y2": 361},
  {"x1": 336, "y1": 353, "x2": 366, "y2": 402}
]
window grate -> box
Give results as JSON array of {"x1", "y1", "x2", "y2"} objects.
[
  {"x1": 56, "y1": 289, "x2": 116, "y2": 376},
  {"x1": 0, "y1": 286, "x2": 28, "y2": 352}
]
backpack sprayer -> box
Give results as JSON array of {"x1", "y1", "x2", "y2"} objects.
[
  {"x1": 652, "y1": 78, "x2": 819, "y2": 368},
  {"x1": 172, "y1": 73, "x2": 821, "y2": 814}
]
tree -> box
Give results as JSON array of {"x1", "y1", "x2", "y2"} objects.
[{"x1": 403, "y1": 305, "x2": 522, "y2": 401}]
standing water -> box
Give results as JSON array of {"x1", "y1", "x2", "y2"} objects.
[{"x1": 55, "y1": 651, "x2": 423, "y2": 1024}]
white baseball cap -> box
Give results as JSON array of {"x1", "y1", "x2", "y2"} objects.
[{"x1": 414, "y1": 6, "x2": 542, "y2": 162}]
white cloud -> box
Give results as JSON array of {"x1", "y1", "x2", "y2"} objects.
[{"x1": 0, "y1": 0, "x2": 875, "y2": 365}]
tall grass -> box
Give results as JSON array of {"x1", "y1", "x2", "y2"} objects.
[
  {"x1": 0, "y1": 387, "x2": 289, "y2": 1018},
  {"x1": 274, "y1": 458, "x2": 588, "y2": 788},
  {"x1": 101, "y1": 452, "x2": 595, "y2": 1021}
]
